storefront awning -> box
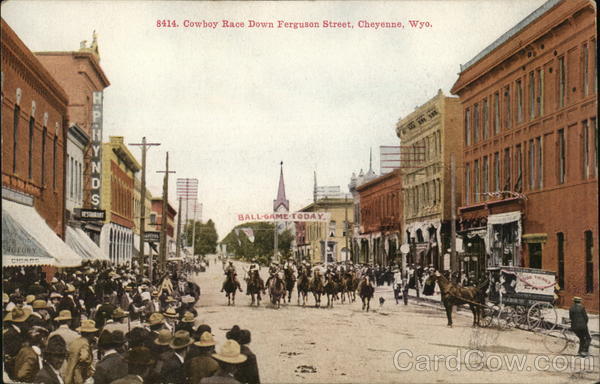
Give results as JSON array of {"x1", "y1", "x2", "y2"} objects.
[
  {"x1": 133, "y1": 234, "x2": 153, "y2": 255},
  {"x1": 2, "y1": 199, "x2": 82, "y2": 267},
  {"x1": 66, "y1": 226, "x2": 109, "y2": 261}
]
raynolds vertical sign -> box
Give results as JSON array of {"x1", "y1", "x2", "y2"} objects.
[{"x1": 91, "y1": 91, "x2": 103, "y2": 208}]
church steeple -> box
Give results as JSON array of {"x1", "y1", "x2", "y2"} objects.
[{"x1": 273, "y1": 161, "x2": 289, "y2": 212}]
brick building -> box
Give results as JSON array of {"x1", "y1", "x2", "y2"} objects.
[
  {"x1": 396, "y1": 90, "x2": 463, "y2": 270},
  {"x1": 355, "y1": 169, "x2": 403, "y2": 266},
  {"x1": 36, "y1": 35, "x2": 110, "y2": 244},
  {"x1": 1, "y1": 18, "x2": 81, "y2": 270},
  {"x1": 150, "y1": 197, "x2": 177, "y2": 259},
  {"x1": 451, "y1": 0, "x2": 597, "y2": 309},
  {"x1": 99, "y1": 136, "x2": 140, "y2": 265}
]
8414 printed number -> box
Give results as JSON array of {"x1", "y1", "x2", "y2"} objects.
[{"x1": 157, "y1": 20, "x2": 179, "y2": 28}]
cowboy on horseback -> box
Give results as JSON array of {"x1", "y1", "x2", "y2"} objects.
[
  {"x1": 265, "y1": 262, "x2": 280, "y2": 288},
  {"x1": 221, "y1": 261, "x2": 242, "y2": 293}
]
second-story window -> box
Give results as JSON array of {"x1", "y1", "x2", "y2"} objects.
[
  {"x1": 483, "y1": 156, "x2": 489, "y2": 199},
  {"x1": 529, "y1": 71, "x2": 535, "y2": 120},
  {"x1": 483, "y1": 98, "x2": 489, "y2": 140},
  {"x1": 516, "y1": 79, "x2": 523, "y2": 123},
  {"x1": 528, "y1": 139, "x2": 535, "y2": 190},
  {"x1": 558, "y1": 56, "x2": 566, "y2": 108},
  {"x1": 41, "y1": 127, "x2": 47, "y2": 184},
  {"x1": 28, "y1": 117, "x2": 34, "y2": 179},
  {"x1": 465, "y1": 163, "x2": 471, "y2": 205},
  {"x1": 504, "y1": 85, "x2": 511, "y2": 130},
  {"x1": 558, "y1": 128, "x2": 566, "y2": 184},
  {"x1": 536, "y1": 136, "x2": 543, "y2": 189},
  {"x1": 494, "y1": 152, "x2": 500, "y2": 192},
  {"x1": 494, "y1": 92, "x2": 500, "y2": 134},
  {"x1": 537, "y1": 69, "x2": 544, "y2": 116},
  {"x1": 473, "y1": 103, "x2": 479, "y2": 143},
  {"x1": 504, "y1": 147, "x2": 511, "y2": 190},
  {"x1": 474, "y1": 159, "x2": 480, "y2": 202},
  {"x1": 13, "y1": 104, "x2": 20, "y2": 174},
  {"x1": 583, "y1": 119, "x2": 590, "y2": 179},
  {"x1": 465, "y1": 107, "x2": 471, "y2": 146},
  {"x1": 582, "y1": 43, "x2": 589, "y2": 97}
]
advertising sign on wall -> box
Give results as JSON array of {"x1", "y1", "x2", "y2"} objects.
[{"x1": 90, "y1": 91, "x2": 103, "y2": 208}]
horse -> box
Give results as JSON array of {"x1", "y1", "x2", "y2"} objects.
[
  {"x1": 283, "y1": 268, "x2": 296, "y2": 303},
  {"x1": 310, "y1": 271, "x2": 324, "y2": 308},
  {"x1": 323, "y1": 273, "x2": 339, "y2": 308},
  {"x1": 345, "y1": 271, "x2": 358, "y2": 303},
  {"x1": 358, "y1": 276, "x2": 375, "y2": 312},
  {"x1": 223, "y1": 269, "x2": 238, "y2": 306},
  {"x1": 424, "y1": 271, "x2": 488, "y2": 327},
  {"x1": 296, "y1": 268, "x2": 310, "y2": 306},
  {"x1": 246, "y1": 270, "x2": 265, "y2": 307},
  {"x1": 268, "y1": 274, "x2": 286, "y2": 309}
]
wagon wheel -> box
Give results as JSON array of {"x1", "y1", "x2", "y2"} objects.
[
  {"x1": 527, "y1": 302, "x2": 557, "y2": 331},
  {"x1": 480, "y1": 305, "x2": 495, "y2": 328},
  {"x1": 497, "y1": 306, "x2": 516, "y2": 330},
  {"x1": 513, "y1": 305, "x2": 528, "y2": 329}
]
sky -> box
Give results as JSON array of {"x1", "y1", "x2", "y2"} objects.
[{"x1": 1, "y1": 0, "x2": 547, "y2": 239}]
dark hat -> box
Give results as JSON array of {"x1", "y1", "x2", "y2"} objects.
[
  {"x1": 124, "y1": 347, "x2": 155, "y2": 366},
  {"x1": 169, "y1": 330, "x2": 193, "y2": 350},
  {"x1": 226, "y1": 325, "x2": 241, "y2": 342},
  {"x1": 126, "y1": 327, "x2": 150, "y2": 348},
  {"x1": 239, "y1": 329, "x2": 251, "y2": 345},
  {"x1": 44, "y1": 335, "x2": 67, "y2": 358}
]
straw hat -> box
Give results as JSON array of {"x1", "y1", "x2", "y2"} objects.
[
  {"x1": 51, "y1": 277, "x2": 59, "y2": 284},
  {"x1": 165, "y1": 296, "x2": 177, "y2": 303},
  {"x1": 65, "y1": 284, "x2": 76, "y2": 293},
  {"x1": 147, "y1": 313, "x2": 165, "y2": 326},
  {"x1": 50, "y1": 292, "x2": 63, "y2": 299},
  {"x1": 154, "y1": 329, "x2": 173, "y2": 346},
  {"x1": 163, "y1": 308, "x2": 179, "y2": 319},
  {"x1": 181, "y1": 312, "x2": 195, "y2": 323},
  {"x1": 573, "y1": 296, "x2": 583, "y2": 302},
  {"x1": 4, "y1": 307, "x2": 32, "y2": 323},
  {"x1": 55, "y1": 310, "x2": 73, "y2": 321},
  {"x1": 124, "y1": 347, "x2": 155, "y2": 366},
  {"x1": 194, "y1": 331, "x2": 216, "y2": 347},
  {"x1": 26, "y1": 295, "x2": 36, "y2": 304},
  {"x1": 76, "y1": 319, "x2": 98, "y2": 333},
  {"x1": 212, "y1": 340, "x2": 247, "y2": 364},
  {"x1": 112, "y1": 308, "x2": 129, "y2": 319},
  {"x1": 32, "y1": 299, "x2": 48, "y2": 309},
  {"x1": 181, "y1": 295, "x2": 195, "y2": 304},
  {"x1": 3, "y1": 293, "x2": 9, "y2": 304},
  {"x1": 151, "y1": 291, "x2": 160, "y2": 297},
  {"x1": 169, "y1": 330, "x2": 194, "y2": 350}
]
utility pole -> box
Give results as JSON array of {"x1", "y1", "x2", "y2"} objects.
[
  {"x1": 450, "y1": 153, "x2": 457, "y2": 274},
  {"x1": 157, "y1": 152, "x2": 175, "y2": 273},
  {"x1": 344, "y1": 195, "x2": 349, "y2": 261},
  {"x1": 176, "y1": 197, "x2": 183, "y2": 260},
  {"x1": 129, "y1": 137, "x2": 160, "y2": 277},
  {"x1": 192, "y1": 202, "x2": 201, "y2": 256}
]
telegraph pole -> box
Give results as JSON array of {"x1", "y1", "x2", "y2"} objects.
[
  {"x1": 129, "y1": 137, "x2": 160, "y2": 277},
  {"x1": 157, "y1": 152, "x2": 175, "y2": 273},
  {"x1": 450, "y1": 153, "x2": 457, "y2": 274},
  {"x1": 176, "y1": 197, "x2": 183, "y2": 260}
]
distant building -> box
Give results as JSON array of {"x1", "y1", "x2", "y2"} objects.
[
  {"x1": 451, "y1": 0, "x2": 597, "y2": 308},
  {"x1": 356, "y1": 169, "x2": 403, "y2": 266},
  {"x1": 150, "y1": 198, "x2": 177, "y2": 259},
  {"x1": 296, "y1": 198, "x2": 353, "y2": 263},
  {"x1": 99, "y1": 136, "x2": 140, "y2": 265},
  {"x1": 396, "y1": 90, "x2": 462, "y2": 270}
]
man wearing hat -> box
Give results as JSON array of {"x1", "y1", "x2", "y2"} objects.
[
  {"x1": 200, "y1": 340, "x2": 247, "y2": 384},
  {"x1": 29, "y1": 299, "x2": 53, "y2": 331},
  {"x1": 569, "y1": 296, "x2": 591, "y2": 357},
  {"x1": 103, "y1": 308, "x2": 130, "y2": 334},
  {"x1": 111, "y1": 347, "x2": 155, "y2": 384},
  {"x1": 163, "y1": 307, "x2": 179, "y2": 333},
  {"x1": 34, "y1": 335, "x2": 68, "y2": 384},
  {"x1": 49, "y1": 310, "x2": 79, "y2": 348},
  {"x1": 146, "y1": 312, "x2": 166, "y2": 341},
  {"x1": 236, "y1": 329, "x2": 260, "y2": 384},
  {"x1": 95, "y1": 294, "x2": 117, "y2": 329},
  {"x1": 64, "y1": 319, "x2": 97, "y2": 384},
  {"x1": 93, "y1": 330, "x2": 128, "y2": 384},
  {"x1": 160, "y1": 330, "x2": 194, "y2": 384},
  {"x1": 3, "y1": 306, "x2": 32, "y2": 379},
  {"x1": 14, "y1": 325, "x2": 50, "y2": 382},
  {"x1": 186, "y1": 332, "x2": 219, "y2": 384}
]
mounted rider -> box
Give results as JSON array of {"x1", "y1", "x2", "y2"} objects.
[
  {"x1": 221, "y1": 261, "x2": 242, "y2": 293},
  {"x1": 265, "y1": 262, "x2": 281, "y2": 288}
]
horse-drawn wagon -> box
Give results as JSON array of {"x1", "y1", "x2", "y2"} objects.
[{"x1": 482, "y1": 266, "x2": 558, "y2": 331}]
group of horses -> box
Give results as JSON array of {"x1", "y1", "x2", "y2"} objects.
[{"x1": 223, "y1": 267, "x2": 377, "y2": 311}]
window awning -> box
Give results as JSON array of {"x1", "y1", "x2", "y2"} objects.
[
  {"x1": 2, "y1": 199, "x2": 82, "y2": 267},
  {"x1": 66, "y1": 226, "x2": 109, "y2": 261},
  {"x1": 133, "y1": 233, "x2": 153, "y2": 255}
]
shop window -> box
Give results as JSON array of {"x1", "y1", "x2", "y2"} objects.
[
  {"x1": 585, "y1": 230, "x2": 594, "y2": 293},
  {"x1": 558, "y1": 129, "x2": 566, "y2": 184},
  {"x1": 416, "y1": 229, "x2": 424, "y2": 243},
  {"x1": 557, "y1": 232, "x2": 564, "y2": 289}
]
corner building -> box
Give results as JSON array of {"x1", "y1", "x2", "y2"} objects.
[{"x1": 451, "y1": 0, "x2": 597, "y2": 310}]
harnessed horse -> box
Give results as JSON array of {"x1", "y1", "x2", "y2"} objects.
[{"x1": 424, "y1": 271, "x2": 488, "y2": 327}]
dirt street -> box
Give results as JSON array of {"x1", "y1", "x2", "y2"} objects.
[{"x1": 192, "y1": 259, "x2": 599, "y2": 383}]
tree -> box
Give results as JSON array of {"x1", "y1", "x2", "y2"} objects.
[
  {"x1": 221, "y1": 222, "x2": 294, "y2": 265},
  {"x1": 185, "y1": 219, "x2": 218, "y2": 256}
]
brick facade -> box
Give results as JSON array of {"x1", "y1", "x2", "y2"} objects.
[
  {"x1": 1, "y1": 18, "x2": 69, "y2": 238},
  {"x1": 452, "y1": 0, "x2": 597, "y2": 311}
]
